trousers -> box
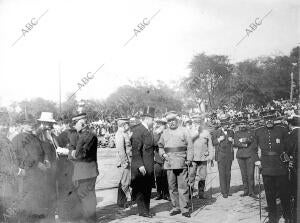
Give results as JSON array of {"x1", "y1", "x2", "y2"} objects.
[
  {"x1": 217, "y1": 159, "x2": 232, "y2": 195},
  {"x1": 154, "y1": 162, "x2": 169, "y2": 197},
  {"x1": 167, "y1": 169, "x2": 189, "y2": 213},
  {"x1": 237, "y1": 157, "x2": 255, "y2": 195}
]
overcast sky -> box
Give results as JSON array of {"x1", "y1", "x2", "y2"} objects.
[{"x1": 0, "y1": 0, "x2": 298, "y2": 106}]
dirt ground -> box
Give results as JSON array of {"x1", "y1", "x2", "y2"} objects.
[{"x1": 95, "y1": 148, "x2": 285, "y2": 223}]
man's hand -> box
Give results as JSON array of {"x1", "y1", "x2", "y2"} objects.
[
  {"x1": 228, "y1": 137, "x2": 233, "y2": 142},
  {"x1": 218, "y1": 135, "x2": 225, "y2": 142},
  {"x1": 44, "y1": 160, "x2": 51, "y2": 169},
  {"x1": 255, "y1": 161, "x2": 261, "y2": 169},
  {"x1": 57, "y1": 147, "x2": 69, "y2": 155},
  {"x1": 289, "y1": 160, "x2": 294, "y2": 169},
  {"x1": 122, "y1": 162, "x2": 129, "y2": 169},
  {"x1": 37, "y1": 162, "x2": 48, "y2": 171},
  {"x1": 139, "y1": 166, "x2": 146, "y2": 176},
  {"x1": 17, "y1": 168, "x2": 25, "y2": 176},
  {"x1": 162, "y1": 153, "x2": 169, "y2": 162}
]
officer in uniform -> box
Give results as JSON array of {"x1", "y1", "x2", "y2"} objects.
[
  {"x1": 211, "y1": 119, "x2": 234, "y2": 198},
  {"x1": 115, "y1": 118, "x2": 132, "y2": 208},
  {"x1": 255, "y1": 114, "x2": 291, "y2": 223},
  {"x1": 158, "y1": 111, "x2": 193, "y2": 218},
  {"x1": 57, "y1": 118, "x2": 99, "y2": 223},
  {"x1": 188, "y1": 115, "x2": 214, "y2": 199},
  {"x1": 0, "y1": 110, "x2": 19, "y2": 222},
  {"x1": 153, "y1": 118, "x2": 169, "y2": 201},
  {"x1": 287, "y1": 115, "x2": 300, "y2": 223},
  {"x1": 233, "y1": 118, "x2": 259, "y2": 198}
]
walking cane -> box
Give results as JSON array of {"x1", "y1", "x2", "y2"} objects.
[
  {"x1": 187, "y1": 164, "x2": 194, "y2": 212},
  {"x1": 255, "y1": 166, "x2": 262, "y2": 222}
]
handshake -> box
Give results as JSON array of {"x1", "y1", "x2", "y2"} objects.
[
  {"x1": 218, "y1": 135, "x2": 233, "y2": 142},
  {"x1": 56, "y1": 147, "x2": 70, "y2": 156}
]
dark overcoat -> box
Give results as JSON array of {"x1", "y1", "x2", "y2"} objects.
[
  {"x1": 130, "y1": 123, "x2": 154, "y2": 183},
  {"x1": 211, "y1": 128, "x2": 234, "y2": 162}
]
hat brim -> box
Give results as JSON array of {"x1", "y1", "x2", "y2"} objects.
[{"x1": 37, "y1": 119, "x2": 56, "y2": 123}]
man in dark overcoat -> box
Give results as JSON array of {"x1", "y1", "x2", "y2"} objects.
[
  {"x1": 130, "y1": 107, "x2": 155, "y2": 218},
  {"x1": 211, "y1": 119, "x2": 234, "y2": 198}
]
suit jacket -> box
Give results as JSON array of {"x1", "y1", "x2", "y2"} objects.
[
  {"x1": 234, "y1": 129, "x2": 259, "y2": 161},
  {"x1": 212, "y1": 128, "x2": 234, "y2": 162},
  {"x1": 287, "y1": 128, "x2": 299, "y2": 171},
  {"x1": 130, "y1": 123, "x2": 154, "y2": 181}
]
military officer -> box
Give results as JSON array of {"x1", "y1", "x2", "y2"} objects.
[
  {"x1": 158, "y1": 111, "x2": 193, "y2": 218},
  {"x1": 188, "y1": 115, "x2": 214, "y2": 199},
  {"x1": 130, "y1": 107, "x2": 156, "y2": 218},
  {"x1": 115, "y1": 118, "x2": 132, "y2": 208},
  {"x1": 233, "y1": 118, "x2": 259, "y2": 198},
  {"x1": 211, "y1": 119, "x2": 234, "y2": 198},
  {"x1": 287, "y1": 115, "x2": 300, "y2": 223},
  {"x1": 57, "y1": 118, "x2": 99, "y2": 223},
  {"x1": 153, "y1": 118, "x2": 169, "y2": 201},
  {"x1": 255, "y1": 114, "x2": 291, "y2": 223}
]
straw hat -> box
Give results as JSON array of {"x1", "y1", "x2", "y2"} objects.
[{"x1": 37, "y1": 112, "x2": 56, "y2": 123}]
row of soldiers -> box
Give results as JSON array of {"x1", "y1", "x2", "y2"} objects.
[
  {"x1": 115, "y1": 107, "x2": 299, "y2": 223},
  {"x1": 0, "y1": 111, "x2": 99, "y2": 223}
]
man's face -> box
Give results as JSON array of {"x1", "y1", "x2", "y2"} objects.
[
  {"x1": 265, "y1": 119, "x2": 274, "y2": 128},
  {"x1": 40, "y1": 122, "x2": 53, "y2": 130},
  {"x1": 239, "y1": 123, "x2": 247, "y2": 131},
  {"x1": 123, "y1": 123, "x2": 130, "y2": 131},
  {"x1": 168, "y1": 119, "x2": 178, "y2": 129},
  {"x1": 0, "y1": 124, "x2": 9, "y2": 136}
]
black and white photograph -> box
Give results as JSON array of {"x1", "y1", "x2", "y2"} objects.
[{"x1": 0, "y1": 0, "x2": 299, "y2": 222}]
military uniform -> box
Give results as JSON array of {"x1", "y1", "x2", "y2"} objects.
[
  {"x1": 188, "y1": 128, "x2": 214, "y2": 198},
  {"x1": 234, "y1": 129, "x2": 258, "y2": 196},
  {"x1": 212, "y1": 127, "x2": 234, "y2": 197},
  {"x1": 256, "y1": 125, "x2": 291, "y2": 222},
  {"x1": 158, "y1": 126, "x2": 193, "y2": 215}
]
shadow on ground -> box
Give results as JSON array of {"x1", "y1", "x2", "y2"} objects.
[{"x1": 96, "y1": 184, "x2": 250, "y2": 223}]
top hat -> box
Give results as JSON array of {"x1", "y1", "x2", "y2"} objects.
[
  {"x1": 37, "y1": 112, "x2": 56, "y2": 123},
  {"x1": 72, "y1": 113, "x2": 87, "y2": 121},
  {"x1": 142, "y1": 107, "x2": 155, "y2": 118}
]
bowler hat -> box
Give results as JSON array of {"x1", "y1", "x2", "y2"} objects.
[
  {"x1": 141, "y1": 107, "x2": 155, "y2": 118},
  {"x1": 165, "y1": 111, "x2": 177, "y2": 121},
  {"x1": 72, "y1": 113, "x2": 87, "y2": 121}
]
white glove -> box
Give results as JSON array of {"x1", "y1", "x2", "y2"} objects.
[
  {"x1": 138, "y1": 166, "x2": 147, "y2": 176},
  {"x1": 218, "y1": 135, "x2": 225, "y2": 142},
  {"x1": 255, "y1": 161, "x2": 261, "y2": 166},
  {"x1": 228, "y1": 137, "x2": 233, "y2": 142},
  {"x1": 57, "y1": 147, "x2": 69, "y2": 155},
  {"x1": 17, "y1": 168, "x2": 26, "y2": 176}
]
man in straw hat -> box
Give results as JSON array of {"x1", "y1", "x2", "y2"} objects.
[
  {"x1": 131, "y1": 106, "x2": 156, "y2": 218},
  {"x1": 158, "y1": 111, "x2": 193, "y2": 217}
]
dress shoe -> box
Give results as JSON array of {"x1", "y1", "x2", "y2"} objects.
[
  {"x1": 169, "y1": 209, "x2": 181, "y2": 216},
  {"x1": 139, "y1": 213, "x2": 153, "y2": 218},
  {"x1": 182, "y1": 212, "x2": 191, "y2": 218},
  {"x1": 240, "y1": 193, "x2": 249, "y2": 197},
  {"x1": 228, "y1": 193, "x2": 232, "y2": 196},
  {"x1": 198, "y1": 194, "x2": 208, "y2": 199},
  {"x1": 222, "y1": 194, "x2": 228, "y2": 198},
  {"x1": 248, "y1": 194, "x2": 258, "y2": 199}
]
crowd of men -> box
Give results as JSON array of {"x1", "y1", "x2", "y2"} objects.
[{"x1": 0, "y1": 98, "x2": 299, "y2": 223}]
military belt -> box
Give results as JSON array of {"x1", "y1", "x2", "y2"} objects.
[
  {"x1": 164, "y1": 147, "x2": 187, "y2": 153},
  {"x1": 262, "y1": 151, "x2": 279, "y2": 156}
]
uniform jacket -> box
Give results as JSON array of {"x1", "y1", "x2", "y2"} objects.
[
  {"x1": 70, "y1": 131, "x2": 99, "y2": 181},
  {"x1": 158, "y1": 126, "x2": 193, "y2": 169},
  {"x1": 287, "y1": 127, "x2": 300, "y2": 171},
  {"x1": 115, "y1": 129, "x2": 132, "y2": 166},
  {"x1": 234, "y1": 129, "x2": 259, "y2": 161},
  {"x1": 211, "y1": 128, "x2": 234, "y2": 162},
  {"x1": 255, "y1": 126, "x2": 289, "y2": 176},
  {"x1": 130, "y1": 123, "x2": 155, "y2": 181},
  {"x1": 189, "y1": 128, "x2": 214, "y2": 161}
]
